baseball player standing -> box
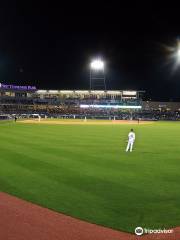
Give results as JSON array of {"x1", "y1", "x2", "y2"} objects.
[{"x1": 126, "y1": 129, "x2": 135, "y2": 152}]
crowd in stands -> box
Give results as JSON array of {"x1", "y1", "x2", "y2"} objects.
[
  {"x1": 1, "y1": 104, "x2": 180, "y2": 121},
  {"x1": 33, "y1": 97, "x2": 142, "y2": 106},
  {"x1": 1, "y1": 95, "x2": 180, "y2": 120}
]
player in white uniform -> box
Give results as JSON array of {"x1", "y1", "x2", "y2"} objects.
[{"x1": 126, "y1": 129, "x2": 135, "y2": 152}]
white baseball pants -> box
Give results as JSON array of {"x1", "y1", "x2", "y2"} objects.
[{"x1": 126, "y1": 140, "x2": 134, "y2": 152}]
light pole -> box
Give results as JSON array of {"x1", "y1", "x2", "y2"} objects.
[{"x1": 90, "y1": 59, "x2": 106, "y2": 90}]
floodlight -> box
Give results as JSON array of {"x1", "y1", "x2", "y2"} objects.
[
  {"x1": 90, "y1": 59, "x2": 104, "y2": 70},
  {"x1": 176, "y1": 48, "x2": 180, "y2": 63},
  {"x1": 166, "y1": 39, "x2": 180, "y2": 69}
]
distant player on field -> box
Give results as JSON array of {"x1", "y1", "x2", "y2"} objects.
[{"x1": 126, "y1": 129, "x2": 135, "y2": 152}]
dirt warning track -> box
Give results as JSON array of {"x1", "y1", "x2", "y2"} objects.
[
  {"x1": 0, "y1": 192, "x2": 179, "y2": 240},
  {"x1": 19, "y1": 119, "x2": 154, "y2": 125}
]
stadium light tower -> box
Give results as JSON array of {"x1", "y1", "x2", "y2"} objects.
[{"x1": 90, "y1": 58, "x2": 106, "y2": 90}]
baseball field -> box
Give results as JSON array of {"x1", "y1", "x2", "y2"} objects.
[{"x1": 0, "y1": 119, "x2": 180, "y2": 233}]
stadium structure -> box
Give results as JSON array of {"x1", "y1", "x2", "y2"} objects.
[
  {"x1": 0, "y1": 82, "x2": 180, "y2": 120},
  {"x1": 1, "y1": 82, "x2": 180, "y2": 239}
]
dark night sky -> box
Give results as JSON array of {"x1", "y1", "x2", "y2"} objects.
[{"x1": 1, "y1": 2, "x2": 180, "y2": 100}]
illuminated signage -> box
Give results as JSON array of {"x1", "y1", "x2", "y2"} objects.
[
  {"x1": 122, "y1": 91, "x2": 137, "y2": 96},
  {"x1": 80, "y1": 104, "x2": 141, "y2": 109},
  {"x1": 0, "y1": 83, "x2": 36, "y2": 91}
]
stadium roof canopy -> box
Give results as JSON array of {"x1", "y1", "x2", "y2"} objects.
[{"x1": 36, "y1": 90, "x2": 145, "y2": 96}]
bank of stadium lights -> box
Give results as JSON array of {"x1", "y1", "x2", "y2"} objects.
[
  {"x1": 164, "y1": 39, "x2": 180, "y2": 72},
  {"x1": 170, "y1": 39, "x2": 180, "y2": 65},
  {"x1": 176, "y1": 47, "x2": 180, "y2": 64},
  {"x1": 171, "y1": 40, "x2": 180, "y2": 71},
  {"x1": 90, "y1": 59, "x2": 104, "y2": 70}
]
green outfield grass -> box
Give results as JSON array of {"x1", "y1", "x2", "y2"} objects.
[{"x1": 0, "y1": 120, "x2": 180, "y2": 233}]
